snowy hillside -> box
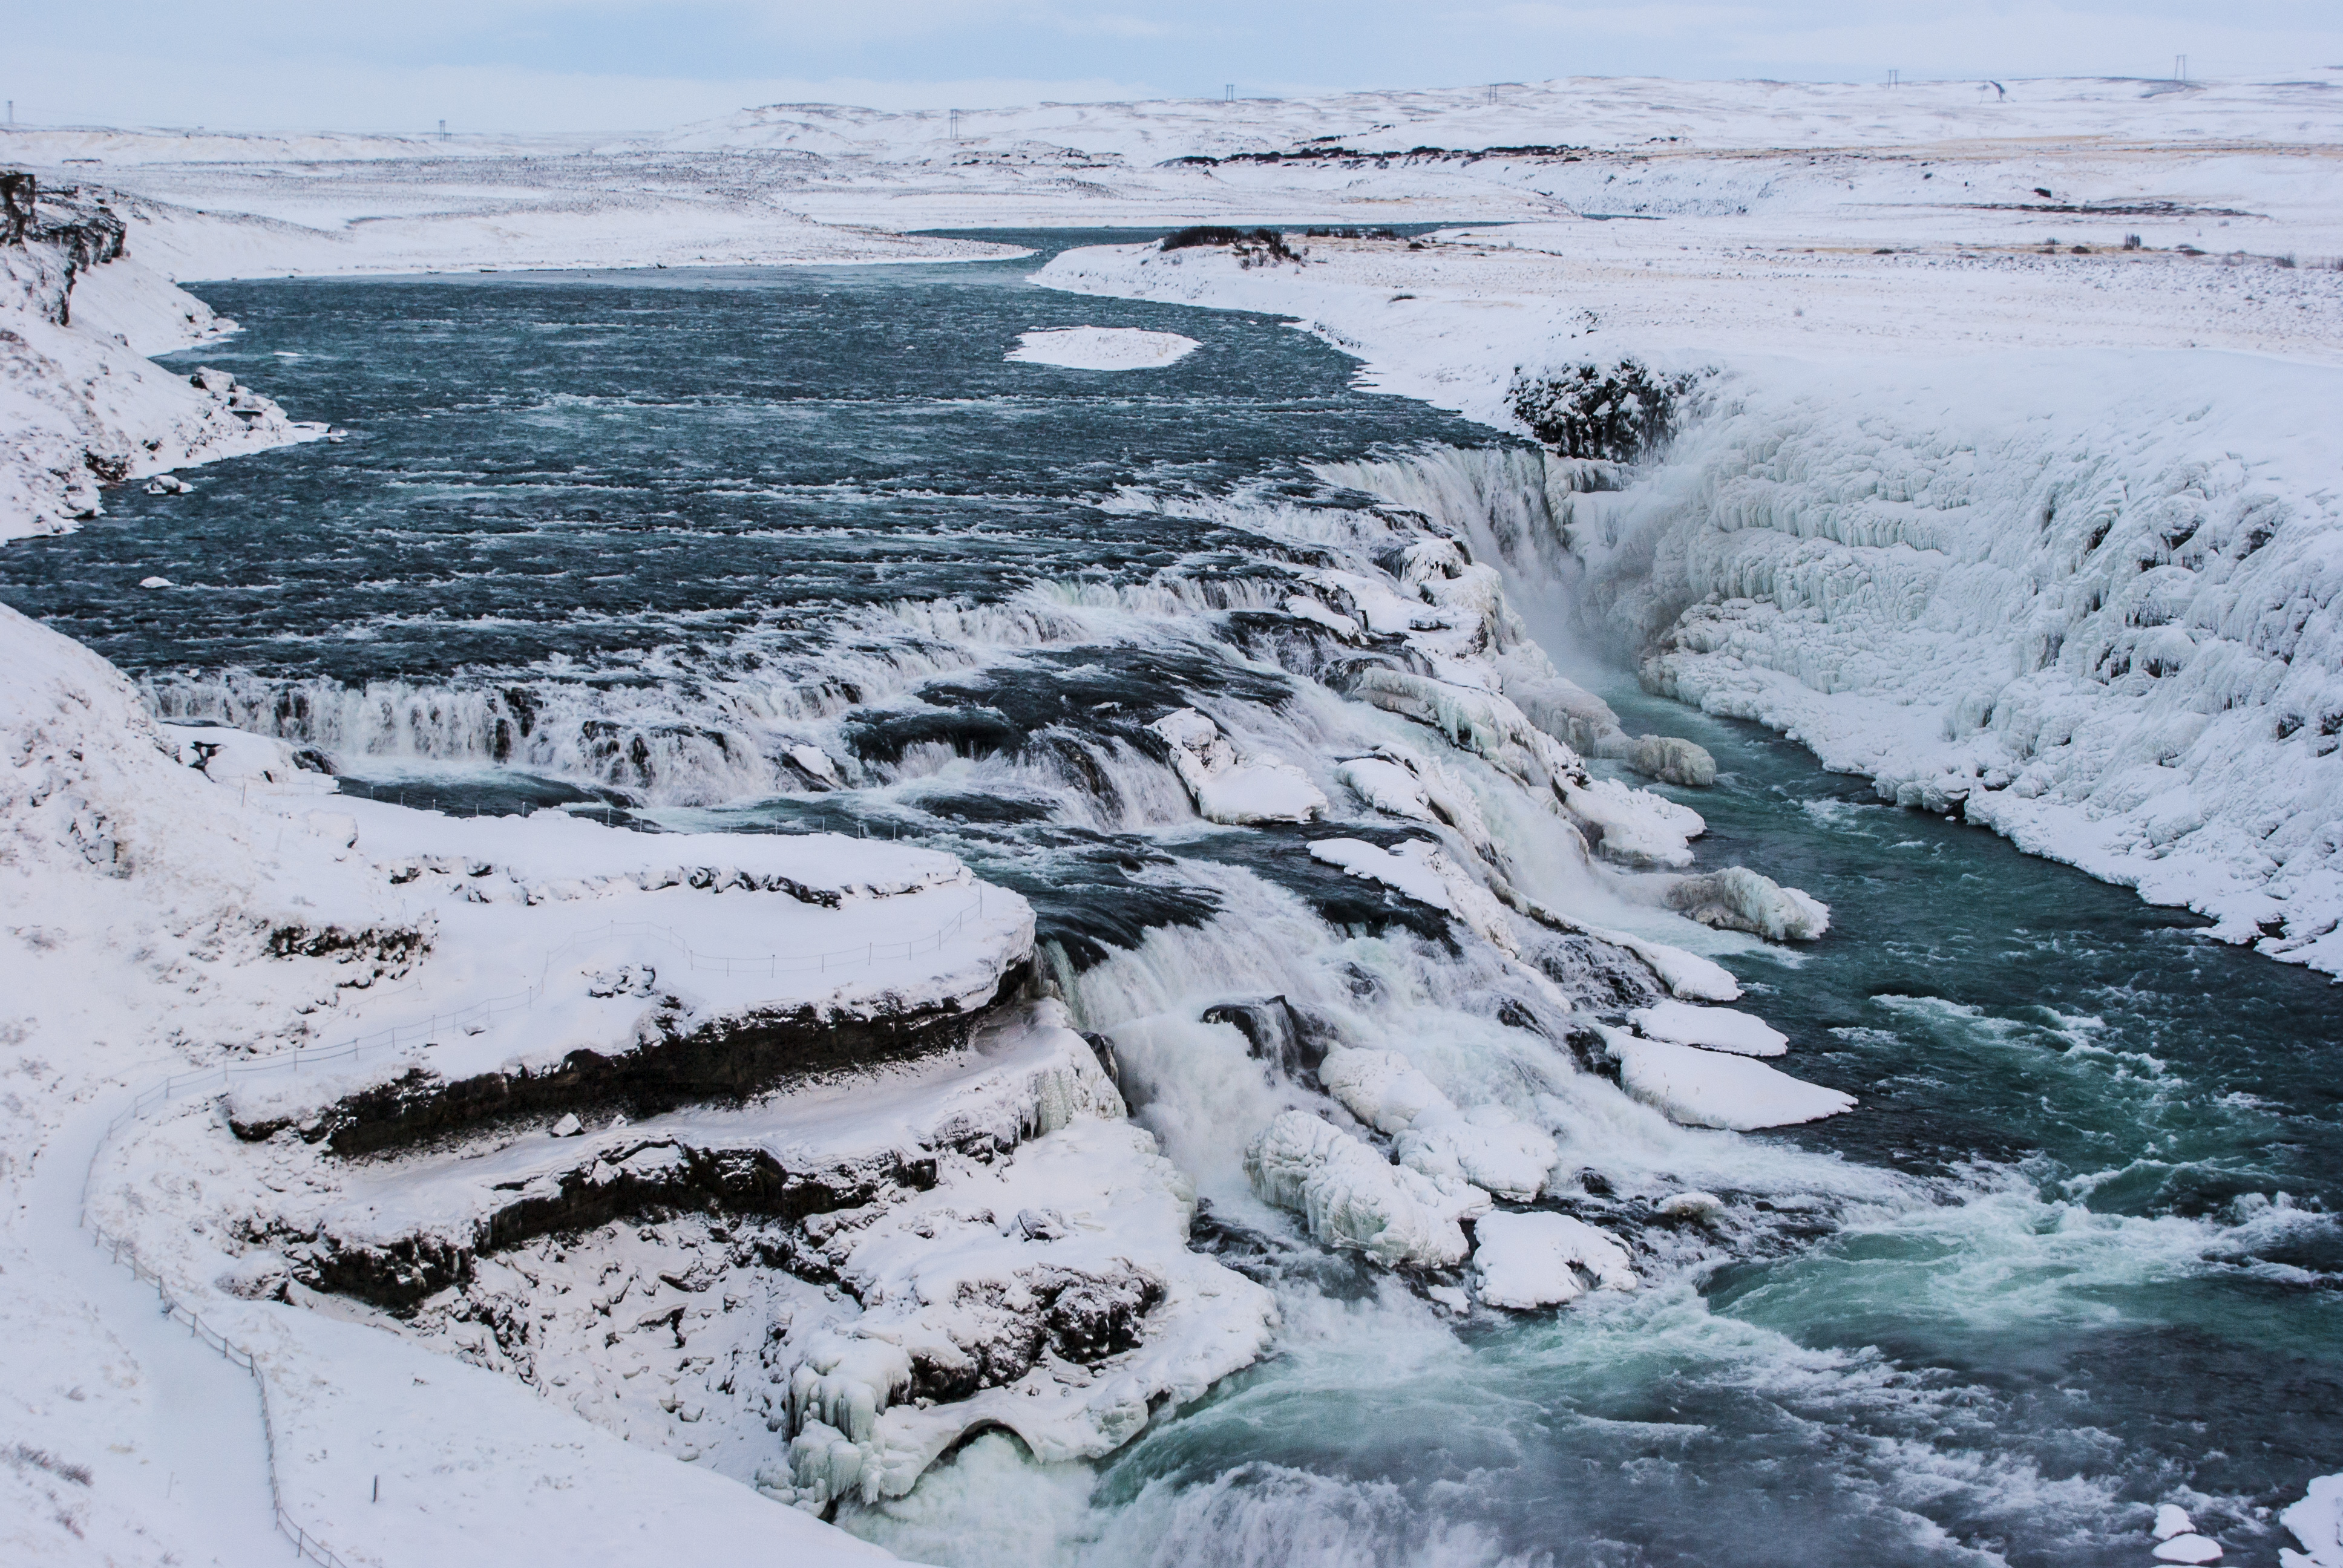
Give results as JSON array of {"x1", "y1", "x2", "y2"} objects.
[
  {"x1": 0, "y1": 179, "x2": 320, "y2": 536},
  {"x1": 641, "y1": 73, "x2": 2343, "y2": 161},
  {"x1": 5, "y1": 73, "x2": 2335, "y2": 279}
]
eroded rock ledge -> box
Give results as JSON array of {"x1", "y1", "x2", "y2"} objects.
[
  {"x1": 100, "y1": 1003, "x2": 1278, "y2": 1515},
  {"x1": 232, "y1": 959, "x2": 1032, "y2": 1157}
]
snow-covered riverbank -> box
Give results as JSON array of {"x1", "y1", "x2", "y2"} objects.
[
  {"x1": 1031, "y1": 203, "x2": 2343, "y2": 976},
  {"x1": 0, "y1": 180, "x2": 321, "y2": 537}
]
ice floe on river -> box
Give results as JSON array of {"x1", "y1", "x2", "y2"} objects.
[
  {"x1": 1605, "y1": 1027, "x2": 1859, "y2": 1131},
  {"x1": 1006, "y1": 325, "x2": 1199, "y2": 370}
]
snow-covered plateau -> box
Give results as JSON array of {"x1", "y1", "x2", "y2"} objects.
[{"x1": 4, "y1": 70, "x2": 2342, "y2": 1568}]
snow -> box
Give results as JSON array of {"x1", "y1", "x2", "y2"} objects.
[
  {"x1": 1150, "y1": 707, "x2": 1329, "y2": 825},
  {"x1": 2157, "y1": 1505, "x2": 2198, "y2": 1541},
  {"x1": 1308, "y1": 838, "x2": 1459, "y2": 917},
  {"x1": 1319, "y1": 1047, "x2": 1452, "y2": 1135},
  {"x1": 2155, "y1": 1535, "x2": 2224, "y2": 1564},
  {"x1": 157, "y1": 722, "x2": 319, "y2": 787},
  {"x1": 0, "y1": 591, "x2": 1064, "y2": 1562},
  {"x1": 1335, "y1": 756, "x2": 1431, "y2": 819},
  {"x1": 1024, "y1": 100, "x2": 2343, "y2": 974},
  {"x1": 1005, "y1": 326, "x2": 1198, "y2": 371},
  {"x1": 1640, "y1": 866, "x2": 1832, "y2": 942},
  {"x1": 1629, "y1": 999, "x2": 1789, "y2": 1057},
  {"x1": 1606, "y1": 1031, "x2": 1857, "y2": 1131},
  {"x1": 1, "y1": 200, "x2": 323, "y2": 538},
  {"x1": 1397, "y1": 1109, "x2": 1558, "y2": 1206},
  {"x1": 2285, "y1": 1474, "x2": 2343, "y2": 1568},
  {"x1": 1578, "y1": 925, "x2": 1743, "y2": 1003},
  {"x1": 208, "y1": 804, "x2": 1036, "y2": 1136},
  {"x1": 257, "y1": 1309, "x2": 911, "y2": 1568},
  {"x1": 1312, "y1": 835, "x2": 1555, "y2": 959},
  {"x1": 1318, "y1": 1046, "x2": 1557, "y2": 1203},
  {"x1": 1586, "y1": 358, "x2": 2343, "y2": 976},
  {"x1": 0, "y1": 171, "x2": 1834, "y2": 1563},
  {"x1": 1470, "y1": 1210, "x2": 1638, "y2": 1309}
]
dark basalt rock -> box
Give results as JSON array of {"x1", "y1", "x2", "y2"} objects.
[
  {"x1": 233, "y1": 958, "x2": 1031, "y2": 1155},
  {"x1": 1167, "y1": 146, "x2": 1584, "y2": 171},
  {"x1": 906, "y1": 1264, "x2": 1164, "y2": 1401},
  {"x1": 1201, "y1": 995, "x2": 1331, "y2": 1086},
  {"x1": 1509, "y1": 359, "x2": 1708, "y2": 463},
  {"x1": 280, "y1": 1135, "x2": 951, "y2": 1312},
  {"x1": 264, "y1": 920, "x2": 431, "y2": 967},
  {"x1": 1158, "y1": 225, "x2": 1301, "y2": 264},
  {"x1": 2, "y1": 176, "x2": 130, "y2": 324},
  {"x1": 0, "y1": 172, "x2": 33, "y2": 246}
]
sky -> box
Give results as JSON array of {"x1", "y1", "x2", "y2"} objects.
[{"x1": 4, "y1": 0, "x2": 2339, "y2": 133}]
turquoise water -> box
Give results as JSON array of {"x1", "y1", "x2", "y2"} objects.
[
  {"x1": 845, "y1": 683, "x2": 2342, "y2": 1568},
  {"x1": 2, "y1": 236, "x2": 2335, "y2": 1566}
]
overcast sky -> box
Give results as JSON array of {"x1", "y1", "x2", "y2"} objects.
[{"x1": 7, "y1": 1, "x2": 2339, "y2": 133}]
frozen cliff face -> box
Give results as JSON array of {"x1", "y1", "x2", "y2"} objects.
[
  {"x1": 0, "y1": 174, "x2": 321, "y2": 540},
  {"x1": 1556, "y1": 353, "x2": 2343, "y2": 974},
  {"x1": 1331, "y1": 353, "x2": 2343, "y2": 977}
]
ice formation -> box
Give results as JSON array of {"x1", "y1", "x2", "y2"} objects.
[
  {"x1": 1607, "y1": 1031, "x2": 1856, "y2": 1130},
  {"x1": 1642, "y1": 865, "x2": 1831, "y2": 941},
  {"x1": 1628, "y1": 999, "x2": 1789, "y2": 1057},
  {"x1": 1470, "y1": 1210, "x2": 1638, "y2": 1308},
  {"x1": 1558, "y1": 359, "x2": 2343, "y2": 976},
  {"x1": 1244, "y1": 1111, "x2": 1489, "y2": 1269},
  {"x1": 2286, "y1": 1473, "x2": 2343, "y2": 1568},
  {"x1": 1306, "y1": 838, "x2": 1523, "y2": 954},
  {"x1": 1006, "y1": 325, "x2": 1200, "y2": 370},
  {"x1": 1150, "y1": 706, "x2": 1329, "y2": 824},
  {"x1": 1319, "y1": 1047, "x2": 1557, "y2": 1201},
  {"x1": 10, "y1": 72, "x2": 2339, "y2": 1567}
]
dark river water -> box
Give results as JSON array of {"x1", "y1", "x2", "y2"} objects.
[{"x1": 2, "y1": 232, "x2": 2334, "y2": 1568}]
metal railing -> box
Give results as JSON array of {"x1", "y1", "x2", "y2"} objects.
[
  {"x1": 83, "y1": 1182, "x2": 354, "y2": 1565},
  {"x1": 103, "y1": 982, "x2": 542, "y2": 1138},
  {"x1": 537, "y1": 895, "x2": 988, "y2": 982},
  {"x1": 106, "y1": 889, "x2": 996, "y2": 1139}
]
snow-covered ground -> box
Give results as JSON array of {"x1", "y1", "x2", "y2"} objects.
[
  {"x1": 0, "y1": 186, "x2": 321, "y2": 537},
  {"x1": 7, "y1": 70, "x2": 2343, "y2": 1568},
  {"x1": 8, "y1": 73, "x2": 2336, "y2": 279},
  {"x1": 0, "y1": 590, "x2": 1052, "y2": 1563}
]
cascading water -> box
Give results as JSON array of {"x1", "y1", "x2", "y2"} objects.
[{"x1": 5, "y1": 235, "x2": 2335, "y2": 1567}]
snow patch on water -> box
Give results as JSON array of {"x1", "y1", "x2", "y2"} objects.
[{"x1": 1006, "y1": 326, "x2": 1199, "y2": 371}]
